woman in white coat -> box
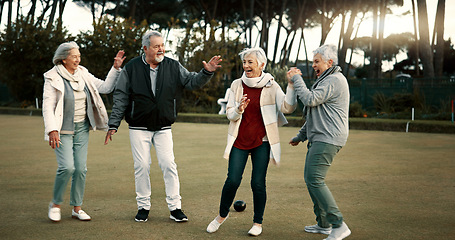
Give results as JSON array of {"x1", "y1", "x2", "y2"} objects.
[
  {"x1": 43, "y1": 41, "x2": 125, "y2": 222},
  {"x1": 206, "y1": 47, "x2": 297, "y2": 236}
]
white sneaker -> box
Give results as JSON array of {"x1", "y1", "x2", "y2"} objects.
[
  {"x1": 48, "y1": 202, "x2": 61, "y2": 222},
  {"x1": 248, "y1": 224, "x2": 262, "y2": 236},
  {"x1": 207, "y1": 215, "x2": 228, "y2": 233},
  {"x1": 72, "y1": 209, "x2": 91, "y2": 221},
  {"x1": 305, "y1": 224, "x2": 332, "y2": 235},
  {"x1": 324, "y1": 222, "x2": 351, "y2": 240}
]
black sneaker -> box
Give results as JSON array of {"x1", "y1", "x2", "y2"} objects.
[
  {"x1": 170, "y1": 209, "x2": 188, "y2": 222},
  {"x1": 135, "y1": 208, "x2": 149, "y2": 222}
]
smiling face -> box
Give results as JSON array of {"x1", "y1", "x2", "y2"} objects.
[
  {"x1": 312, "y1": 53, "x2": 333, "y2": 77},
  {"x1": 62, "y1": 48, "x2": 81, "y2": 74},
  {"x1": 243, "y1": 54, "x2": 264, "y2": 78},
  {"x1": 144, "y1": 36, "x2": 165, "y2": 66}
]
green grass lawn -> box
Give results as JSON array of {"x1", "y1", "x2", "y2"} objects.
[{"x1": 1, "y1": 114, "x2": 454, "y2": 240}]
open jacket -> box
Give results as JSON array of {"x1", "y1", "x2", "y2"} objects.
[
  {"x1": 224, "y1": 78, "x2": 297, "y2": 165},
  {"x1": 42, "y1": 65, "x2": 121, "y2": 140}
]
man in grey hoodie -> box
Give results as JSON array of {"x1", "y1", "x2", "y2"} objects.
[{"x1": 288, "y1": 44, "x2": 351, "y2": 240}]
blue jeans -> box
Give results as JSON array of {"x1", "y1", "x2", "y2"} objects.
[
  {"x1": 219, "y1": 142, "x2": 270, "y2": 224},
  {"x1": 52, "y1": 120, "x2": 89, "y2": 206},
  {"x1": 304, "y1": 141, "x2": 343, "y2": 228}
]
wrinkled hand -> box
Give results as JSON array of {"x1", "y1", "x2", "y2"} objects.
[
  {"x1": 238, "y1": 94, "x2": 250, "y2": 112},
  {"x1": 203, "y1": 55, "x2": 222, "y2": 72},
  {"x1": 287, "y1": 67, "x2": 302, "y2": 83},
  {"x1": 104, "y1": 129, "x2": 117, "y2": 145},
  {"x1": 289, "y1": 137, "x2": 300, "y2": 146},
  {"x1": 48, "y1": 130, "x2": 61, "y2": 149},
  {"x1": 113, "y1": 50, "x2": 126, "y2": 70}
]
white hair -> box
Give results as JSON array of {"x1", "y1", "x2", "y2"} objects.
[
  {"x1": 142, "y1": 30, "x2": 162, "y2": 48},
  {"x1": 52, "y1": 41, "x2": 79, "y2": 65},
  {"x1": 313, "y1": 44, "x2": 338, "y2": 65},
  {"x1": 239, "y1": 47, "x2": 267, "y2": 69}
]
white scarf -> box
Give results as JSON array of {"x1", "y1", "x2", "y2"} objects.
[
  {"x1": 241, "y1": 71, "x2": 274, "y2": 88},
  {"x1": 56, "y1": 64, "x2": 85, "y2": 91}
]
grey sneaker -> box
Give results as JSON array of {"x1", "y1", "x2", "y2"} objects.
[
  {"x1": 324, "y1": 222, "x2": 351, "y2": 240},
  {"x1": 305, "y1": 224, "x2": 332, "y2": 235}
]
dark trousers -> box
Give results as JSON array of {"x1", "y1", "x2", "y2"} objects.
[{"x1": 219, "y1": 142, "x2": 270, "y2": 224}]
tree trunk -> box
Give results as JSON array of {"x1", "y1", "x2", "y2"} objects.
[
  {"x1": 434, "y1": 0, "x2": 445, "y2": 77},
  {"x1": 282, "y1": 29, "x2": 297, "y2": 67},
  {"x1": 411, "y1": 0, "x2": 420, "y2": 76},
  {"x1": 7, "y1": 0, "x2": 12, "y2": 30},
  {"x1": 377, "y1": 0, "x2": 387, "y2": 79},
  {"x1": 113, "y1": 0, "x2": 120, "y2": 22},
  {"x1": 417, "y1": 0, "x2": 435, "y2": 78},
  {"x1": 15, "y1": 0, "x2": 20, "y2": 23},
  {"x1": 339, "y1": 0, "x2": 361, "y2": 75},
  {"x1": 259, "y1": 0, "x2": 269, "y2": 53},
  {"x1": 57, "y1": 0, "x2": 68, "y2": 30},
  {"x1": 346, "y1": 13, "x2": 365, "y2": 79},
  {"x1": 369, "y1": 2, "x2": 379, "y2": 78},
  {"x1": 248, "y1": 0, "x2": 254, "y2": 47},
  {"x1": 272, "y1": 0, "x2": 287, "y2": 67},
  {"x1": 0, "y1": 0, "x2": 4, "y2": 26},
  {"x1": 26, "y1": 0, "x2": 37, "y2": 23},
  {"x1": 320, "y1": 0, "x2": 328, "y2": 45},
  {"x1": 46, "y1": 0, "x2": 59, "y2": 30},
  {"x1": 128, "y1": 0, "x2": 137, "y2": 20}
]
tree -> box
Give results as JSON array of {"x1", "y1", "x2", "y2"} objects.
[
  {"x1": 313, "y1": 0, "x2": 342, "y2": 46},
  {"x1": 416, "y1": 0, "x2": 435, "y2": 78},
  {"x1": 76, "y1": 17, "x2": 148, "y2": 108},
  {"x1": 106, "y1": 0, "x2": 185, "y2": 30},
  {"x1": 0, "y1": 17, "x2": 71, "y2": 102},
  {"x1": 76, "y1": 17, "x2": 148, "y2": 78},
  {"x1": 338, "y1": 0, "x2": 363, "y2": 75},
  {"x1": 433, "y1": 0, "x2": 445, "y2": 77},
  {"x1": 176, "y1": 19, "x2": 245, "y2": 112}
]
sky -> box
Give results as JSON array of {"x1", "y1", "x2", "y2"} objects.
[{"x1": 3, "y1": 0, "x2": 455, "y2": 70}]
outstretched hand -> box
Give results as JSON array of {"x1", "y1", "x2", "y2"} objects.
[
  {"x1": 113, "y1": 50, "x2": 126, "y2": 70},
  {"x1": 203, "y1": 55, "x2": 222, "y2": 72}
]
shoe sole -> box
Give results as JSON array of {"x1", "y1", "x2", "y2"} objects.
[
  {"x1": 248, "y1": 232, "x2": 261, "y2": 236},
  {"x1": 135, "y1": 218, "x2": 148, "y2": 222},
  {"x1": 170, "y1": 215, "x2": 188, "y2": 222},
  {"x1": 305, "y1": 226, "x2": 332, "y2": 235},
  {"x1": 72, "y1": 216, "x2": 91, "y2": 221},
  {"x1": 305, "y1": 229, "x2": 331, "y2": 235}
]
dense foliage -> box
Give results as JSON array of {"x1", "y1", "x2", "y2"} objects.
[{"x1": 0, "y1": 17, "x2": 71, "y2": 104}]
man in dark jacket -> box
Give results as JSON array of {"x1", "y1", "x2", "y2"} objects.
[{"x1": 104, "y1": 30, "x2": 222, "y2": 223}]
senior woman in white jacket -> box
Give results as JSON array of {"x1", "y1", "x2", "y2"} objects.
[
  {"x1": 207, "y1": 47, "x2": 297, "y2": 236},
  {"x1": 43, "y1": 41, "x2": 125, "y2": 222}
]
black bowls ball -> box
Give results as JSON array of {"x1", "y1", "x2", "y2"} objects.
[{"x1": 233, "y1": 200, "x2": 246, "y2": 212}]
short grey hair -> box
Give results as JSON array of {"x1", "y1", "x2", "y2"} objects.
[
  {"x1": 313, "y1": 44, "x2": 338, "y2": 65},
  {"x1": 52, "y1": 41, "x2": 79, "y2": 65},
  {"x1": 239, "y1": 47, "x2": 267, "y2": 69},
  {"x1": 142, "y1": 30, "x2": 162, "y2": 48}
]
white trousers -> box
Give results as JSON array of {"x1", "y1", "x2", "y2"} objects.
[{"x1": 129, "y1": 128, "x2": 181, "y2": 211}]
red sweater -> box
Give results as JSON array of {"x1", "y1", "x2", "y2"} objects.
[{"x1": 233, "y1": 83, "x2": 266, "y2": 150}]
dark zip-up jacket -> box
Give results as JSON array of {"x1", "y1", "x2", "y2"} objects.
[{"x1": 108, "y1": 56, "x2": 213, "y2": 131}]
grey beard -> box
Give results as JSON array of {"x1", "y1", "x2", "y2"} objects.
[{"x1": 155, "y1": 55, "x2": 164, "y2": 63}]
